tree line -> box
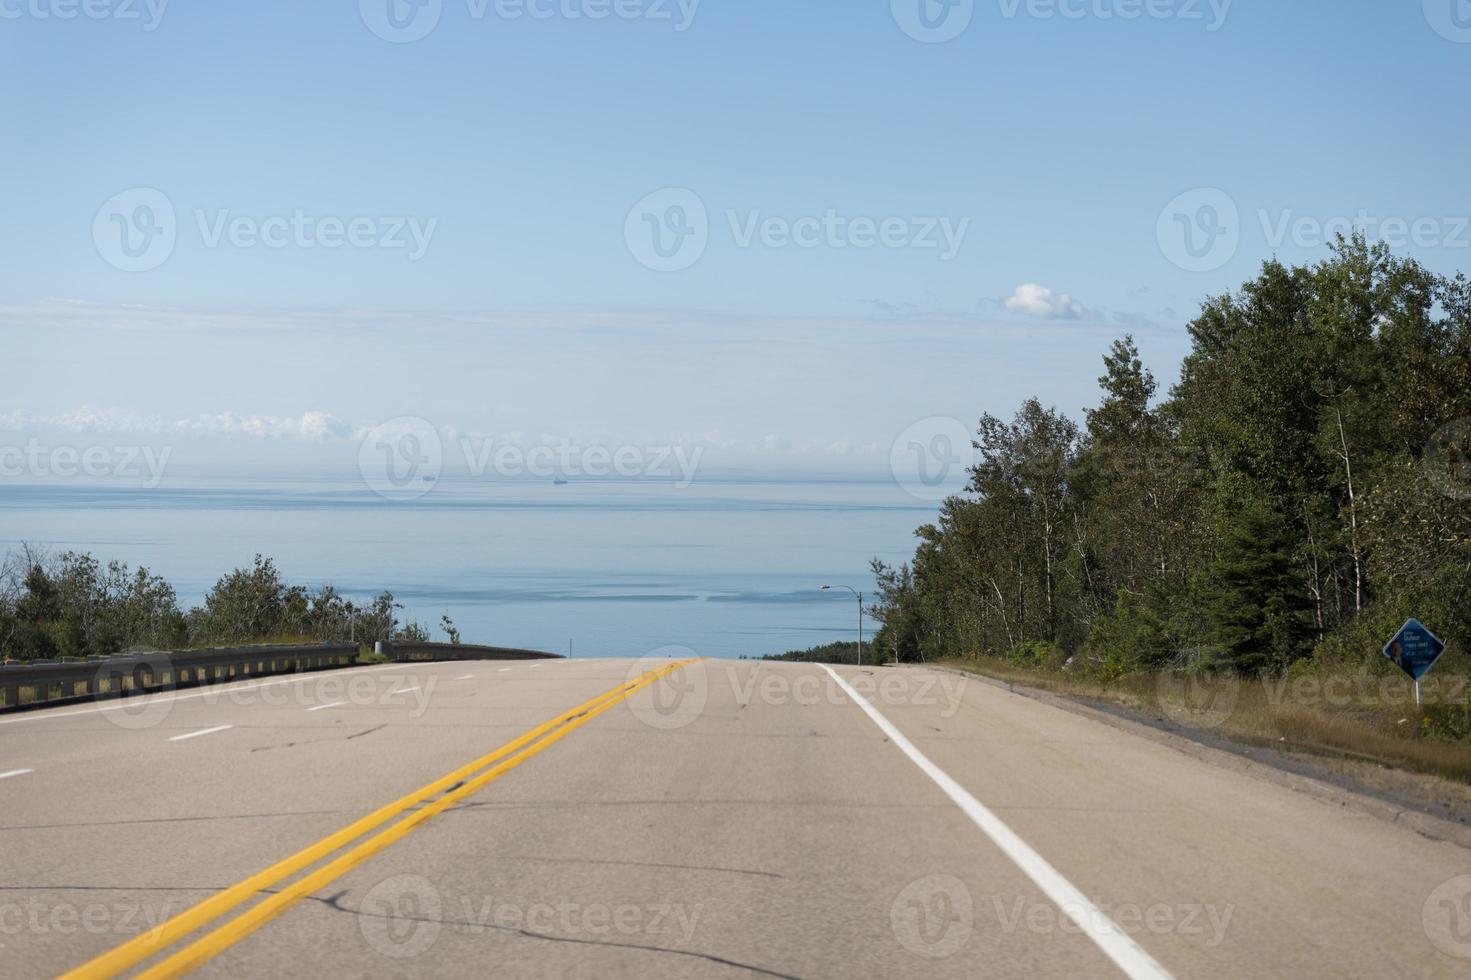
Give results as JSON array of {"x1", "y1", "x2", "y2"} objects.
[
  {"x1": 759, "y1": 640, "x2": 873, "y2": 664},
  {"x1": 0, "y1": 549, "x2": 445, "y2": 661},
  {"x1": 869, "y1": 236, "x2": 1471, "y2": 678}
]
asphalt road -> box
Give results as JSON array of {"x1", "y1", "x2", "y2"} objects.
[{"x1": 1, "y1": 657, "x2": 1468, "y2": 978}]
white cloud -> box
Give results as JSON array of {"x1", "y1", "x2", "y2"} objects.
[
  {"x1": 762, "y1": 434, "x2": 792, "y2": 452},
  {"x1": 0, "y1": 406, "x2": 167, "y2": 434},
  {"x1": 0, "y1": 408, "x2": 885, "y2": 465},
  {"x1": 0, "y1": 410, "x2": 38, "y2": 431},
  {"x1": 1004, "y1": 283, "x2": 1086, "y2": 320},
  {"x1": 56, "y1": 407, "x2": 167, "y2": 434},
  {"x1": 297, "y1": 411, "x2": 356, "y2": 440},
  {"x1": 176, "y1": 412, "x2": 355, "y2": 440},
  {"x1": 0, "y1": 299, "x2": 1126, "y2": 475},
  {"x1": 0, "y1": 408, "x2": 354, "y2": 441}
]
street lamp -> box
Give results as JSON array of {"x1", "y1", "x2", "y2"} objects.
[{"x1": 820, "y1": 585, "x2": 863, "y2": 666}]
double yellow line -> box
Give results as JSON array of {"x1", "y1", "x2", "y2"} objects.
[{"x1": 62, "y1": 659, "x2": 696, "y2": 980}]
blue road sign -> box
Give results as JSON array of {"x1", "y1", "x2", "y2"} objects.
[{"x1": 1382, "y1": 619, "x2": 1447, "y2": 682}]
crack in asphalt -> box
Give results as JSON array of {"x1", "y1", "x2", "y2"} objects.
[
  {"x1": 0, "y1": 849, "x2": 786, "y2": 897},
  {"x1": 249, "y1": 738, "x2": 345, "y2": 752},
  {"x1": 248, "y1": 724, "x2": 387, "y2": 751},
  {"x1": 317, "y1": 891, "x2": 808, "y2": 980},
  {"x1": 0, "y1": 798, "x2": 949, "y2": 835}
]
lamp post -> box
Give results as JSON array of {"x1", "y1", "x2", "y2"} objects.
[{"x1": 820, "y1": 585, "x2": 863, "y2": 666}]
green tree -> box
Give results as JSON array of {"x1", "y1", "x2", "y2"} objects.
[
  {"x1": 12, "y1": 565, "x2": 62, "y2": 661},
  {"x1": 194, "y1": 555, "x2": 295, "y2": 644},
  {"x1": 865, "y1": 239, "x2": 1469, "y2": 680},
  {"x1": 1200, "y1": 479, "x2": 1313, "y2": 673}
]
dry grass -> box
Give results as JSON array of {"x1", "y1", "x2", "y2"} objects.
[{"x1": 937, "y1": 657, "x2": 1471, "y2": 784}]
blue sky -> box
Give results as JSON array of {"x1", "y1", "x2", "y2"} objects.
[{"x1": 3, "y1": 1, "x2": 1469, "y2": 474}]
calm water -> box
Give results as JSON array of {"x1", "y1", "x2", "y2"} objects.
[{"x1": 0, "y1": 473, "x2": 932, "y2": 659}]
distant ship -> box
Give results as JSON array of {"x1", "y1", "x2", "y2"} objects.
[{"x1": 553, "y1": 478, "x2": 569, "y2": 486}]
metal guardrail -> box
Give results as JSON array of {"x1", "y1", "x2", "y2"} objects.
[
  {"x1": 384, "y1": 642, "x2": 563, "y2": 663},
  {"x1": 0, "y1": 643, "x2": 359, "y2": 711}
]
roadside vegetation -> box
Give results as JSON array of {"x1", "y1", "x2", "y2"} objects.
[
  {"x1": 0, "y1": 549, "x2": 450, "y2": 662},
  {"x1": 867, "y1": 236, "x2": 1471, "y2": 770},
  {"x1": 939, "y1": 654, "x2": 1471, "y2": 784}
]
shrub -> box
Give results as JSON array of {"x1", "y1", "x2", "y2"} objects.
[{"x1": 1006, "y1": 640, "x2": 1067, "y2": 671}]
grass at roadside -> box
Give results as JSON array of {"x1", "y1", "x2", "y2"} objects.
[{"x1": 934, "y1": 656, "x2": 1471, "y2": 784}]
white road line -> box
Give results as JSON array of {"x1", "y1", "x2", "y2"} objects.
[
  {"x1": 455, "y1": 675, "x2": 475, "y2": 681},
  {"x1": 306, "y1": 702, "x2": 346, "y2": 712},
  {"x1": 497, "y1": 668, "x2": 513, "y2": 673},
  {"x1": 0, "y1": 769, "x2": 34, "y2": 780},
  {"x1": 821, "y1": 665, "x2": 1174, "y2": 980},
  {"x1": 168, "y1": 725, "x2": 234, "y2": 743},
  {"x1": 0, "y1": 663, "x2": 414, "y2": 728},
  {"x1": 391, "y1": 686, "x2": 421, "y2": 695}
]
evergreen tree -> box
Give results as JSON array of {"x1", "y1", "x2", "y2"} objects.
[{"x1": 1200, "y1": 483, "x2": 1313, "y2": 673}]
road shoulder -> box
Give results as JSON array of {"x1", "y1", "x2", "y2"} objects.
[{"x1": 923, "y1": 663, "x2": 1471, "y2": 851}]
